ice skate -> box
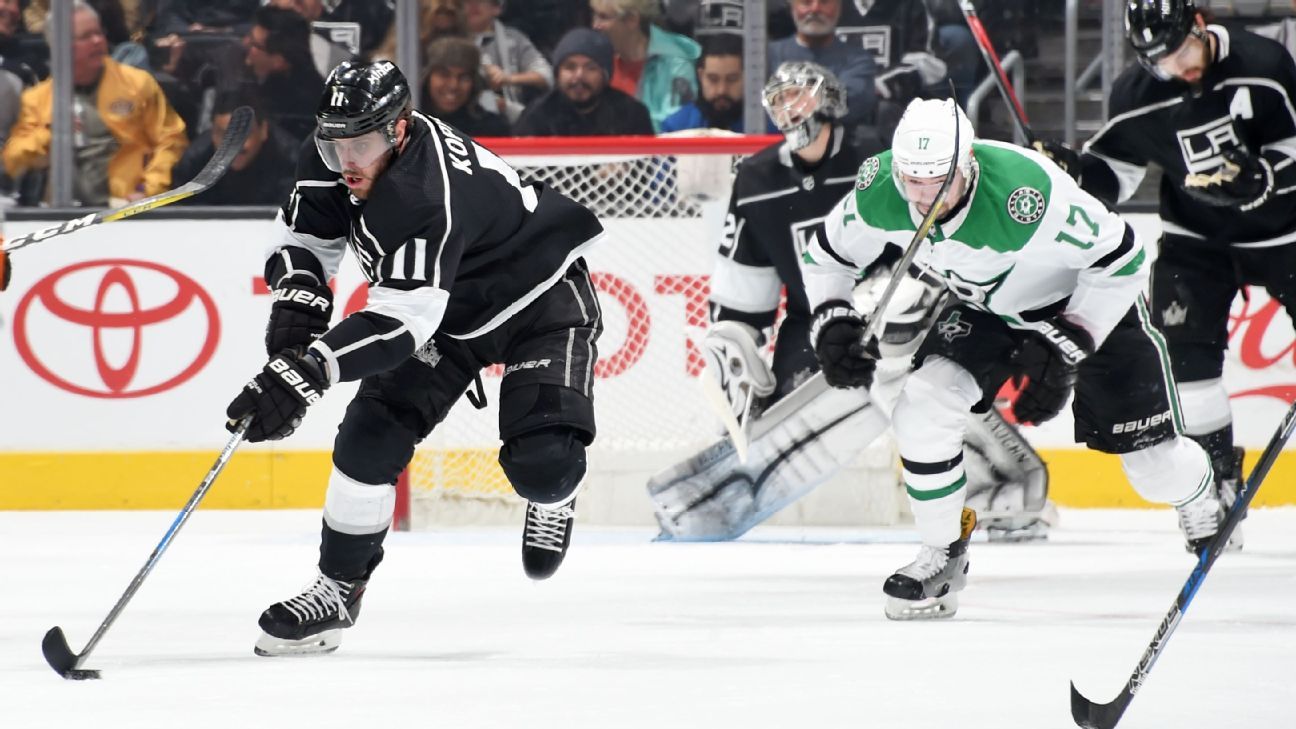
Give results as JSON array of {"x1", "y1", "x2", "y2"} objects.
[
  {"x1": 1177, "y1": 464, "x2": 1243, "y2": 556},
  {"x1": 254, "y1": 570, "x2": 368, "y2": 657},
  {"x1": 883, "y1": 508, "x2": 976, "y2": 620},
  {"x1": 522, "y1": 497, "x2": 577, "y2": 580}
]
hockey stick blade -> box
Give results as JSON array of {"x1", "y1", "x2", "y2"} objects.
[
  {"x1": 1068, "y1": 399, "x2": 1296, "y2": 728},
  {"x1": 42, "y1": 627, "x2": 100, "y2": 680},
  {"x1": 3, "y1": 105, "x2": 255, "y2": 254}
]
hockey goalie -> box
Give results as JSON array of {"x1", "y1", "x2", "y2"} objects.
[{"x1": 646, "y1": 62, "x2": 1054, "y2": 543}]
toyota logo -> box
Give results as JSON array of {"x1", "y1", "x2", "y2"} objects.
[{"x1": 13, "y1": 259, "x2": 220, "y2": 398}]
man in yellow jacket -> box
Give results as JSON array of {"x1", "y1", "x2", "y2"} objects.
[{"x1": 2, "y1": 1, "x2": 186, "y2": 206}]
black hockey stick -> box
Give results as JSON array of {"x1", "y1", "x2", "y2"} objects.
[
  {"x1": 2, "y1": 105, "x2": 254, "y2": 258},
  {"x1": 42, "y1": 417, "x2": 251, "y2": 680},
  {"x1": 957, "y1": 0, "x2": 1035, "y2": 146},
  {"x1": 1069, "y1": 399, "x2": 1296, "y2": 728},
  {"x1": 860, "y1": 91, "x2": 961, "y2": 345}
]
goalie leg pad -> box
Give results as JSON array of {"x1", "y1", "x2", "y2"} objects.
[
  {"x1": 961, "y1": 409, "x2": 1055, "y2": 541},
  {"x1": 648, "y1": 375, "x2": 889, "y2": 541}
]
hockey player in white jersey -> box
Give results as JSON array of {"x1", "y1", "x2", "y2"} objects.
[
  {"x1": 803, "y1": 98, "x2": 1224, "y2": 620},
  {"x1": 648, "y1": 62, "x2": 1053, "y2": 543}
]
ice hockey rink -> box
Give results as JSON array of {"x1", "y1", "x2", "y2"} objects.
[{"x1": 2, "y1": 507, "x2": 1293, "y2": 729}]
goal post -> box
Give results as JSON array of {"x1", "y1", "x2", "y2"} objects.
[{"x1": 393, "y1": 134, "x2": 905, "y2": 530}]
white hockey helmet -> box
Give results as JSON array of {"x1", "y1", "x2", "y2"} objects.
[
  {"x1": 762, "y1": 61, "x2": 847, "y2": 151},
  {"x1": 890, "y1": 98, "x2": 975, "y2": 198}
]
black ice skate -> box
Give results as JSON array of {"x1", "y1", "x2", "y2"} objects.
[
  {"x1": 522, "y1": 497, "x2": 577, "y2": 580},
  {"x1": 883, "y1": 508, "x2": 976, "y2": 620},
  {"x1": 254, "y1": 571, "x2": 368, "y2": 657}
]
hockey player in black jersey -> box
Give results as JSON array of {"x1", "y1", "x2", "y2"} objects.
[
  {"x1": 1037, "y1": 0, "x2": 1292, "y2": 552},
  {"x1": 649, "y1": 62, "x2": 1054, "y2": 542},
  {"x1": 224, "y1": 60, "x2": 606, "y2": 656}
]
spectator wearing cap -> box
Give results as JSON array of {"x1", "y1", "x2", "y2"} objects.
[
  {"x1": 590, "y1": 0, "x2": 699, "y2": 132},
  {"x1": 464, "y1": 0, "x2": 552, "y2": 124},
  {"x1": 171, "y1": 86, "x2": 297, "y2": 205},
  {"x1": 419, "y1": 37, "x2": 510, "y2": 137},
  {"x1": 513, "y1": 27, "x2": 652, "y2": 136}
]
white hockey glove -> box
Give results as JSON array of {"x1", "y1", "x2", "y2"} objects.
[
  {"x1": 700, "y1": 321, "x2": 776, "y2": 426},
  {"x1": 1183, "y1": 148, "x2": 1273, "y2": 211}
]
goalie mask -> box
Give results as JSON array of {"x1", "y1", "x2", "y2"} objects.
[
  {"x1": 315, "y1": 60, "x2": 411, "y2": 172},
  {"x1": 890, "y1": 98, "x2": 974, "y2": 208},
  {"x1": 762, "y1": 62, "x2": 847, "y2": 151}
]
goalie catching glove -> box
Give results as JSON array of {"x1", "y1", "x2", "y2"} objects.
[
  {"x1": 810, "y1": 300, "x2": 878, "y2": 389},
  {"x1": 227, "y1": 347, "x2": 330, "y2": 442},
  {"x1": 1183, "y1": 147, "x2": 1273, "y2": 211},
  {"x1": 266, "y1": 273, "x2": 334, "y2": 355},
  {"x1": 701, "y1": 321, "x2": 776, "y2": 425},
  {"x1": 1010, "y1": 317, "x2": 1093, "y2": 426}
]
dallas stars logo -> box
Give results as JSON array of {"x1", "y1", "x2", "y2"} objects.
[
  {"x1": 1006, "y1": 186, "x2": 1046, "y2": 224},
  {"x1": 856, "y1": 156, "x2": 880, "y2": 190},
  {"x1": 936, "y1": 267, "x2": 1014, "y2": 308},
  {"x1": 937, "y1": 310, "x2": 972, "y2": 342}
]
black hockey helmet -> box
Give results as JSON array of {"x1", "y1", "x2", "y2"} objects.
[
  {"x1": 1125, "y1": 0, "x2": 1198, "y2": 68},
  {"x1": 316, "y1": 60, "x2": 410, "y2": 141}
]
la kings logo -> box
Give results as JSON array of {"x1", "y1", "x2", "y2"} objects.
[
  {"x1": 1177, "y1": 115, "x2": 1241, "y2": 174},
  {"x1": 791, "y1": 217, "x2": 828, "y2": 255},
  {"x1": 1006, "y1": 187, "x2": 1046, "y2": 224}
]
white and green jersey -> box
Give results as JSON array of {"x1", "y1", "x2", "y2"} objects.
[{"x1": 803, "y1": 140, "x2": 1147, "y2": 346}]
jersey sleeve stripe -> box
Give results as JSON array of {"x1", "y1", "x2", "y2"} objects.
[
  {"x1": 736, "y1": 187, "x2": 799, "y2": 207},
  {"x1": 710, "y1": 256, "x2": 781, "y2": 313},
  {"x1": 415, "y1": 113, "x2": 454, "y2": 291},
  {"x1": 1213, "y1": 78, "x2": 1296, "y2": 126},
  {"x1": 1091, "y1": 223, "x2": 1137, "y2": 269}
]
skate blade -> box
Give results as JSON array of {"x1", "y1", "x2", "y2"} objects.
[
  {"x1": 253, "y1": 629, "x2": 342, "y2": 657},
  {"x1": 884, "y1": 594, "x2": 959, "y2": 621}
]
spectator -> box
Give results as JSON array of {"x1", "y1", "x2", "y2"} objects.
[
  {"x1": 267, "y1": 0, "x2": 356, "y2": 80},
  {"x1": 924, "y1": 1, "x2": 981, "y2": 105},
  {"x1": 26, "y1": 0, "x2": 150, "y2": 68},
  {"x1": 767, "y1": 0, "x2": 877, "y2": 129},
  {"x1": 514, "y1": 27, "x2": 653, "y2": 136},
  {"x1": 591, "y1": 0, "x2": 700, "y2": 131},
  {"x1": 1, "y1": 0, "x2": 48, "y2": 85},
  {"x1": 244, "y1": 5, "x2": 324, "y2": 141},
  {"x1": 465, "y1": 0, "x2": 552, "y2": 124},
  {"x1": 419, "y1": 37, "x2": 510, "y2": 137},
  {"x1": 2, "y1": 1, "x2": 187, "y2": 206},
  {"x1": 171, "y1": 87, "x2": 296, "y2": 205},
  {"x1": 660, "y1": 34, "x2": 745, "y2": 133}
]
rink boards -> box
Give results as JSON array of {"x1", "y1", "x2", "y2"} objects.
[{"x1": 0, "y1": 214, "x2": 1293, "y2": 512}]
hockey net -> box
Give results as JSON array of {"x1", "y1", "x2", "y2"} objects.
[{"x1": 395, "y1": 134, "x2": 905, "y2": 529}]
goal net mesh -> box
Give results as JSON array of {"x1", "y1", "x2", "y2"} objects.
[{"x1": 398, "y1": 136, "x2": 904, "y2": 529}]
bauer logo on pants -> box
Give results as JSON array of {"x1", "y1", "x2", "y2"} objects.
[{"x1": 12, "y1": 260, "x2": 220, "y2": 398}]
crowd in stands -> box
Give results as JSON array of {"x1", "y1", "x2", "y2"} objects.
[{"x1": 0, "y1": 0, "x2": 1281, "y2": 208}]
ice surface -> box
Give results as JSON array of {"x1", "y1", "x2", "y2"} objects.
[{"x1": 4, "y1": 508, "x2": 1294, "y2": 729}]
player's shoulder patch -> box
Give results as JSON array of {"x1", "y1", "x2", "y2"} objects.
[
  {"x1": 856, "y1": 155, "x2": 882, "y2": 190},
  {"x1": 1006, "y1": 186, "x2": 1046, "y2": 225}
]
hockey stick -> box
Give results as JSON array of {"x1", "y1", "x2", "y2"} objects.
[
  {"x1": 957, "y1": 0, "x2": 1035, "y2": 146},
  {"x1": 1069, "y1": 399, "x2": 1296, "y2": 729},
  {"x1": 860, "y1": 92, "x2": 961, "y2": 345},
  {"x1": 2, "y1": 106, "x2": 254, "y2": 259},
  {"x1": 41, "y1": 417, "x2": 251, "y2": 680}
]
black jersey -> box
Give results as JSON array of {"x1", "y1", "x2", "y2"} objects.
[
  {"x1": 274, "y1": 110, "x2": 605, "y2": 383},
  {"x1": 711, "y1": 125, "x2": 867, "y2": 330},
  {"x1": 1081, "y1": 25, "x2": 1296, "y2": 246},
  {"x1": 837, "y1": 0, "x2": 932, "y2": 69}
]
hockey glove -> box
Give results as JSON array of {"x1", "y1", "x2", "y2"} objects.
[
  {"x1": 1010, "y1": 317, "x2": 1094, "y2": 426},
  {"x1": 1182, "y1": 147, "x2": 1273, "y2": 211},
  {"x1": 810, "y1": 300, "x2": 878, "y2": 389},
  {"x1": 701, "y1": 320, "x2": 776, "y2": 425},
  {"x1": 226, "y1": 348, "x2": 330, "y2": 442},
  {"x1": 1033, "y1": 140, "x2": 1081, "y2": 182},
  {"x1": 266, "y1": 274, "x2": 334, "y2": 355}
]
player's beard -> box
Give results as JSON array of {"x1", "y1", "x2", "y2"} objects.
[{"x1": 697, "y1": 94, "x2": 743, "y2": 130}]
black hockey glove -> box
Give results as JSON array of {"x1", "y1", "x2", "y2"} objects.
[
  {"x1": 266, "y1": 274, "x2": 333, "y2": 355},
  {"x1": 1182, "y1": 147, "x2": 1273, "y2": 211},
  {"x1": 1033, "y1": 140, "x2": 1081, "y2": 182},
  {"x1": 226, "y1": 348, "x2": 330, "y2": 442},
  {"x1": 1010, "y1": 317, "x2": 1094, "y2": 426},
  {"x1": 811, "y1": 300, "x2": 878, "y2": 389}
]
